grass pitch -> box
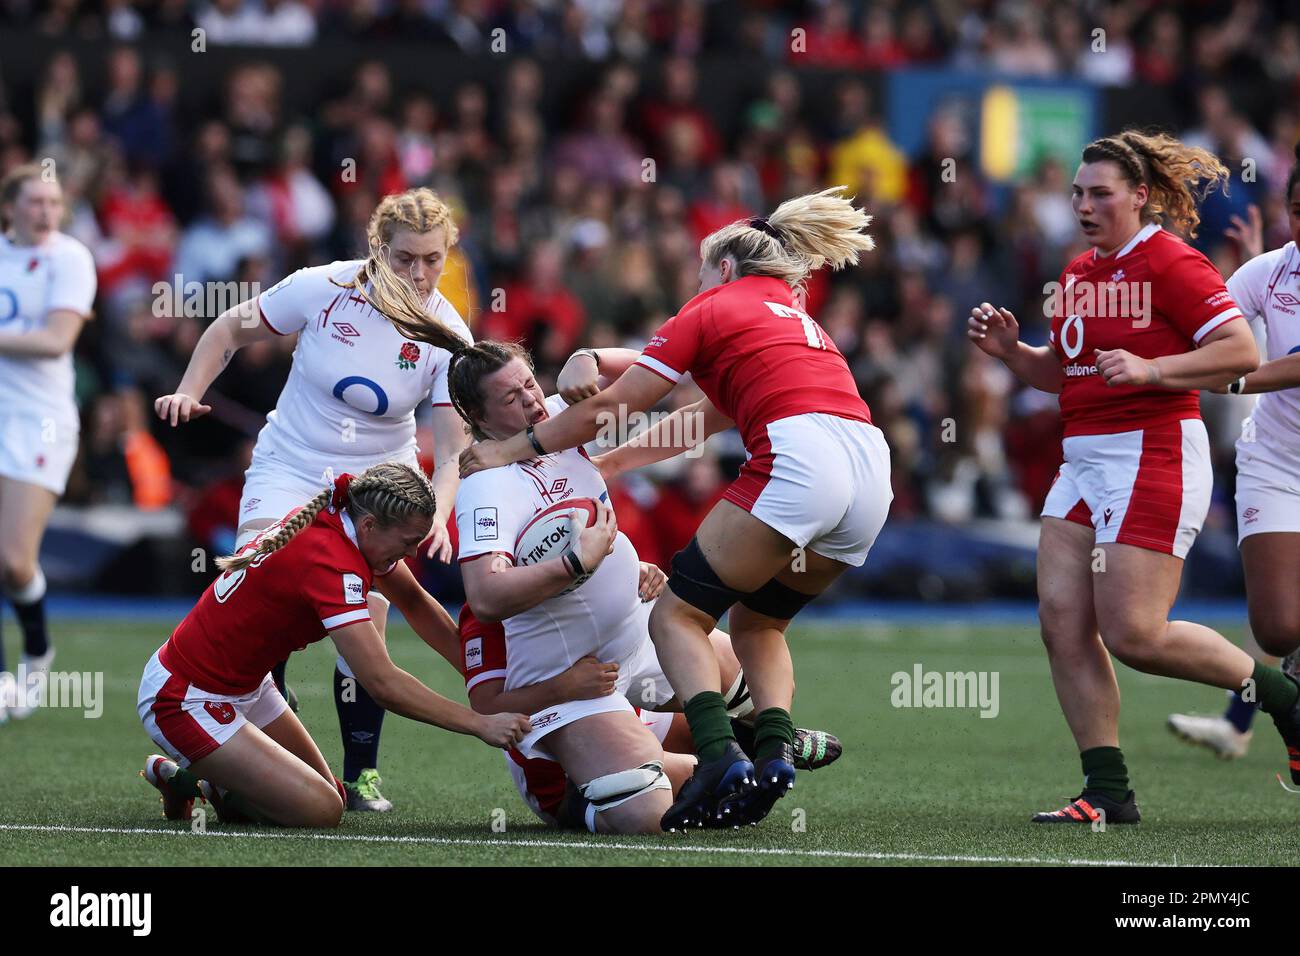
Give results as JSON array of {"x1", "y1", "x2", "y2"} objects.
[{"x1": 1, "y1": 611, "x2": 1292, "y2": 866}]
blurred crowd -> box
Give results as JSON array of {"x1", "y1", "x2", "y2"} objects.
[{"x1": 0, "y1": 0, "x2": 1297, "y2": 571}]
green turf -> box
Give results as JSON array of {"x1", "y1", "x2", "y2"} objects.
[{"x1": 0, "y1": 615, "x2": 1292, "y2": 866}]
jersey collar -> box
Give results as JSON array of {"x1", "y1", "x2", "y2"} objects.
[
  {"x1": 1093, "y1": 222, "x2": 1160, "y2": 261},
  {"x1": 340, "y1": 510, "x2": 361, "y2": 549}
]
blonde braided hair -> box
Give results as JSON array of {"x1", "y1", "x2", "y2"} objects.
[
  {"x1": 215, "y1": 462, "x2": 436, "y2": 573},
  {"x1": 332, "y1": 188, "x2": 470, "y2": 353}
]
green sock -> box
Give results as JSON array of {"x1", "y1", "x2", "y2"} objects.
[
  {"x1": 216, "y1": 788, "x2": 270, "y2": 825},
  {"x1": 1080, "y1": 746, "x2": 1129, "y2": 801},
  {"x1": 167, "y1": 766, "x2": 203, "y2": 800},
  {"x1": 752, "y1": 707, "x2": 795, "y2": 761},
  {"x1": 684, "y1": 691, "x2": 735, "y2": 762},
  {"x1": 1251, "y1": 662, "x2": 1299, "y2": 716}
]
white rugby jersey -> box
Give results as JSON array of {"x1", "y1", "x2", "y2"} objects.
[
  {"x1": 256, "y1": 259, "x2": 471, "y2": 463},
  {"x1": 0, "y1": 232, "x2": 96, "y2": 425},
  {"x1": 1227, "y1": 242, "x2": 1300, "y2": 444},
  {"x1": 454, "y1": 395, "x2": 644, "y2": 691}
]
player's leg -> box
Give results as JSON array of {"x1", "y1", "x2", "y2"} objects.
[
  {"x1": 1168, "y1": 629, "x2": 1272, "y2": 760},
  {"x1": 335, "y1": 590, "x2": 393, "y2": 811},
  {"x1": 1242, "y1": 533, "x2": 1300, "y2": 662},
  {"x1": 545, "y1": 710, "x2": 672, "y2": 835},
  {"x1": 188, "y1": 716, "x2": 344, "y2": 828},
  {"x1": 1029, "y1": 516, "x2": 1139, "y2": 824},
  {"x1": 0, "y1": 476, "x2": 59, "y2": 720}
]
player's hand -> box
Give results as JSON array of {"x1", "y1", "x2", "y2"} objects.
[
  {"x1": 559, "y1": 655, "x2": 618, "y2": 700},
  {"x1": 589, "y1": 451, "x2": 622, "y2": 480},
  {"x1": 637, "y1": 561, "x2": 666, "y2": 602},
  {"x1": 1094, "y1": 348, "x2": 1159, "y2": 387},
  {"x1": 475, "y1": 712, "x2": 532, "y2": 749},
  {"x1": 967, "y1": 302, "x2": 1020, "y2": 360},
  {"x1": 459, "y1": 439, "x2": 509, "y2": 478},
  {"x1": 154, "y1": 392, "x2": 212, "y2": 426},
  {"x1": 557, "y1": 351, "x2": 600, "y2": 405},
  {"x1": 423, "y1": 515, "x2": 453, "y2": 562},
  {"x1": 1225, "y1": 203, "x2": 1264, "y2": 263},
  {"x1": 575, "y1": 501, "x2": 618, "y2": 572}
]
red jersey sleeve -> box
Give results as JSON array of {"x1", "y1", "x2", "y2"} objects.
[
  {"x1": 459, "y1": 604, "x2": 508, "y2": 690},
  {"x1": 300, "y1": 539, "x2": 373, "y2": 633},
  {"x1": 635, "y1": 298, "x2": 706, "y2": 384},
  {"x1": 1157, "y1": 249, "x2": 1243, "y2": 344}
]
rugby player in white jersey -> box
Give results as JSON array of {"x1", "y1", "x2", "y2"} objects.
[
  {"x1": 0, "y1": 164, "x2": 97, "y2": 724},
  {"x1": 448, "y1": 341, "x2": 841, "y2": 833},
  {"x1": 1168, "y1": 147, "x2": 1300, "y2": 759},
  {"x1": 155, "y1": 188, "x2": 471, "y2": 810}
]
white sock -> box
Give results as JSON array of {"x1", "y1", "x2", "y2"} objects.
[{"x1": 7, "y1": 567, "x2": 46, "y2": 605}]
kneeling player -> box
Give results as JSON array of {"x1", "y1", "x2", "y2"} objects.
[
  {"x1": 459, "y1": 603, "x2": 841, "y2": 831},
  {"x1": 137, "y1": 462, "x2": 529, "y2": 827}
]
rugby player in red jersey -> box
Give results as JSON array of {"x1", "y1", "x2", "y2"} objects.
[
  {"x1": 137, "y1": 463, "x2": 529, "y2": 827},
  {"x1": 970, "y1": 130, "x2": 1300, "y2": 824},
  {"x1": 460, "y1": 187, "x2": 890, "y2": 829}
]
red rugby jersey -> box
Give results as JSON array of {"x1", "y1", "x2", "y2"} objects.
[
  {"x1": 1050, "y1": 224, "x2": 1243, "y2": 436},
  {"x1": 634, "y1": 275, "x2": 871, "y2": 452},
  {"x1": 161, "y1": 505, "x2": 374, "y2": 695}
]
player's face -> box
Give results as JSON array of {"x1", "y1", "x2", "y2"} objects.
[
  {"x1": 4, "y1": 177, "x2": 63, "y2": 245},
  {"x1": 386, "y1": 226, "x2": 449, "y2": 299},
  {"x1": 1072, "y1": 161, "x2": 1146, "y2": 253},
  {"x1": 358, "y1": 513, "x2": 433, "y2": 570},
  {"x1": 477, "y1": 358, "x2": 546, "y2": 440}
]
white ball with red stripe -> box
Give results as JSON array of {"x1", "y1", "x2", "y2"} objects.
[{"x1": 514, "y1": 498, "x2": 601, "y2": 594}]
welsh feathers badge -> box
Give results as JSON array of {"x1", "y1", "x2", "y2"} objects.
[{"x1": 396, "y1": 342, "x2": 421, "y2": 370}]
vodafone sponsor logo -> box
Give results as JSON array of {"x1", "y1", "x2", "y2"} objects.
[{"x1": 1064, "y1": 362, "x2": 1099, "y2": 377}]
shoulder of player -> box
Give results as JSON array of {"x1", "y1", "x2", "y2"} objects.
[
  {"x1": 455, "y1": 459, "x2": 528, "y2": 503},
  {"x1": 45, "y1": 232, "x2": 95, "y2": 271},
  {"x1": 291, "y1": 509, "x2": 369, "y2": 572}
]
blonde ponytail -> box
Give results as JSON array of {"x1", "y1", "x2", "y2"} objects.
[
  {"x1": 215, "y1": 487, "x2": 332, "y2": 574},
  {"x1": 699, "y1": 186, "x2": 874, "y2": 288}
]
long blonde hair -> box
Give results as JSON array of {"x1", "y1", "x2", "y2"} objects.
[
  {"x1": 699, "y1": 185, "x2": 875, "y2": 289},
  {"x1": 333, "y1": 188, "x2": 470, "y2": 353},
  {"x1": 1082, "y1": 130, "x2": 1229, "y2": 239},
  {"x1": 215, "y1": 462, "x2": 436, "y2": 573}
]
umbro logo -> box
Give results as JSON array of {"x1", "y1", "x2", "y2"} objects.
[
  {"x1": 1274, "y1": 293, "x2": 1300, "y2": 307},
  {"x1": 550, "y1": 478, "x2": 568, "y2": 495},
  {"x1": 334, "y1": 322, "x2": 360, "y2": 336}
]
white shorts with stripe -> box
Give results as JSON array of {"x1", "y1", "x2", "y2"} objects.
[
  {"x1": 1235, "y1": 420, "x2": 1300, "y2": 543},
  {"x1": 137, "y1": 648, "x2": 289, "y2": 768},
  {"x1": 1041, "y1": 418, "x2": 1212, "y2": 559},
  {"x1": 727, "y1": 413, "x2": 893, "y2": 568}
]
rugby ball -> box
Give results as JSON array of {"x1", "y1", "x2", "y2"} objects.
[{"x1": 514, "y1": 497, "x2": 601, "y2": 594}]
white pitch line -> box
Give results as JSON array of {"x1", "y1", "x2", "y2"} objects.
[{"x1": 0, "y1": 823, "x2": 1180, "y2": 867}]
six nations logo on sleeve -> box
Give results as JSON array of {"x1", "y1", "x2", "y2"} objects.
[{"x1": 474, "y1": 507, "x2": 499, "y2": 541}]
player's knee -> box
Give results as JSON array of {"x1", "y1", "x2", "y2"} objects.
[
  {"x1": 302, "y1": 785, "x2": 344, "y2": 828},
  {"x1": 1099, "y1": 616, "x2": 1166, "y2": 669},
  {"x1": 1251, "y1": 608, "x2": 1300, "y2": 658},
  {"x1": 581, "y1": 761, "x2": 671, "y2": 835}
]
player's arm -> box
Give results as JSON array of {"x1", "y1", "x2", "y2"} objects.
[
  {"x1": 370, "y1": 560, "x2": 460, "y2": 669},
  {"x1": 155, "y1": 297, "x2": 278, "y2": 425},
  {"x1": 461, "y1": 365, "x2": 675, "y2": 476},
  {"x1": 555, "y1": 347, "x2": 646, "y2": 404},
  {"x1": 1235, "y1": 352, "x2": 1300, "y2": 394},
  {"x1": 461, "y1": 503, "x2": 617, "y2": 621},
  {"x1": 467, "y1": 657, "x2": 618, "y2": 716},
  {"x1": 593, "y1": 397, "x2": 734, "y2": 479},
  {"x1": 967, "y1": 302, "x2": 1064, "y2": 394},
  {"x1": 330, "y1": 620, "x2": 530, "y2": 748},
  {"x1": 0, "y1": 309, "x2": 85, "y2": 358},
  {"x1": 425, "y1": 404, "x2": 470, "y2": 561},
  {"x1": 1097, "y1": 320, "x2": 1259, "y2": 391}
]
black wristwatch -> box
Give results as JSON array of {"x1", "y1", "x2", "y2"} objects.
[{"x1": 1228, "y1": 376, "x2": 1247, "y2": 395}]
